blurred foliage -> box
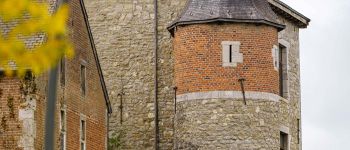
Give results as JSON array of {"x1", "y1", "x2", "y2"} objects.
[{"x1": 0, "y1": 0, "x2": 74, "y2": 76}]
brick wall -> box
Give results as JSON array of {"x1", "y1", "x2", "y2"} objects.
[
  {"x1": 0, "y1": 0, "x2": 109, "y2": 149},
  {"x1": 59, "y1": 0, "x2": 108, "y2": 149},
  {"x1": 0, "y1": 77, "x2": 23, "y2": 150},
  {"x1": 174, "y1": 23, "x2": 279, "y2": 95}
]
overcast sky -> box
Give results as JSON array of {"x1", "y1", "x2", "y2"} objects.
[{"x1": 282, "y1": 0, "x2": 350, "y2": 149}]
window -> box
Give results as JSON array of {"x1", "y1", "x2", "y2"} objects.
[
  {"x1": 278, "y1": 44, "x2": 288, "y2": 98},
  {"x1": 80, "y1": 65, "x2": 86, "y2": 96},
  {"x1": 229, "y1": 45, "x2": 233, "y2": 63},
  {"x1": 60, "y1": 58, "x2": 65, "y2": 86},
  {"x1": 221, "y1": 41, "x2": 243, "y2": 67},
  {"x1": 272, "y1": 45, "x2": 279, "y2": 70},
  {"x1": 60, "y1": 109, "x2": 66, "y2": 150},
  {"x1": 280, "y1": 131, "x2": 289, "y2": 150},
  {"x1": 80, "y1": 119, "x2": 86, "y2": 150},
  {"x1": 297, "y1": 119, "x2": 301, "y2": 144}
]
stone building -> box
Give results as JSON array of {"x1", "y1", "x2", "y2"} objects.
[
  {"x1": 0, "y1": 0, "x2": 111, "y2": 149},
  {"x1": 85, "y1": 0, "x2": 310, "y2": 149}
]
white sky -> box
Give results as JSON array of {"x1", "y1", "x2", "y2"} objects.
[{"x1": 282, "y1": 0, "x2": 350, "y2": 149}]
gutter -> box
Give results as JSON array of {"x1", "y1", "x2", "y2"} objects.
[{"x1": 167, "y1": 18, "x2": 286, "y2": 35}]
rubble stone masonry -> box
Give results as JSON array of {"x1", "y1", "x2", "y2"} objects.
[
  {"x1": 85, "y1": 0, "x2": 303, "y2": 149},
  {"x1": 85, "y1": 0, "x2": 187, "y2": 149}
]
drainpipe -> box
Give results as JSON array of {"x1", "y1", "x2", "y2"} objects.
[
  {"x1": 44, "y1": 1, "x2": 64, "y2": 149},
  {"x1": 173, "y1": 86, "x2": 177, "y2": 148},
  {"x1": 173, "y1": 87, "x2": 177, "y2": 114},
  {"x1": 107, "y1": 110, "x2": 110, "y2": 149},
  {"x1": 153, "y1": 0, "x2": 160, "y2": 149},
  {"x1": 44, "y1": 67, "x2": 58, "y2": 150}
]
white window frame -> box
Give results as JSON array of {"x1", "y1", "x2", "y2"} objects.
[
  {"x1": 278, "y1": 39, "x2": 291, "y2": 100},
  {"x1": 221, "y1": 41, "x2": 243, "y2": 67},
  {"x1": 60, "y1": 107, "x2": 67, "y2": 150},
  {"x1": 80, "y1": 116, "x2": 87, "y2": 150},
  {"x1": 272, "y1": 45, "x2": 279, "y2": 70}
]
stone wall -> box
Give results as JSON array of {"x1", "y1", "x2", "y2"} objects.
[
  {"x1": 175, "y1": 98, "x2": 282, "y2": 149},
  {"x1": 276, "y1": 13, "x2": 302, "y2": 150},
  {"x1": 85, "y1": 0, "x2": 187, "y2": 149},
  {"x1": 84, "y1": 0, "x2": 303, "y2": 149},
  {"x1": 157, "y1": 1, "x2": 187, "y2": 148},
  {"x1": 85, "y1": 0, "x2": 157, "y2": 148}
]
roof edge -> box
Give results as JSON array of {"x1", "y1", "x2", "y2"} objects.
[
  {"x1": 168, "y1": 18, "x2": 286, "y2": 34},
  {"x1": 80, "y1": 0, "x2": 112, "y2": 114},
  {"x1": 267, "y1": 0, "x2": 310, "y2": 28}
]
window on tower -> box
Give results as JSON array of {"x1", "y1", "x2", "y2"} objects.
[
  {"x1": 278, "y1": 44, "x2": 289, "y2": 99},
  {"x1": 221, "y1": 41, "x2": 243, "y2": 67}
]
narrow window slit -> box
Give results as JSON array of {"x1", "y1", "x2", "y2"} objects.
[{"x1": 229, "y1": 45, "x2": 232, "y2": 63}]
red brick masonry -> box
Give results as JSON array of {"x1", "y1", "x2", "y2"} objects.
[{"x1": 174, "y1": 23, "x2": 280, "y2": 95}]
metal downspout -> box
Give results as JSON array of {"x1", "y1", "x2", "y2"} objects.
[
  {"x1": 173, "y1": 87, "x2": 178, "y2": 148},
  {"x1": 107, "y1": 112, "x2": 110, "y2": 149},
  {"x1": 153, "y1": 0, "x2": 160, "y2": 149}
]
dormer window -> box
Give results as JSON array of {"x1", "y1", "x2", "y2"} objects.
[{"x1": 221, "y1": 41, "x2": 243, "y2": 67}]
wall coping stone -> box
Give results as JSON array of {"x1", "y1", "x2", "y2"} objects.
[{"x1": 177, "y1": 91, "x2": 282, "y2": 102}]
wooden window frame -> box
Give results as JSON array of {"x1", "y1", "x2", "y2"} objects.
[
  {"x1": 80, "y1": 118, "x2": 86, "y2": 150},
  {"x1": 60, "y1": 108, "x2": 67, "y2": 150}
]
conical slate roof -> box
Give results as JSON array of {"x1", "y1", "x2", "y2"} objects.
[{"x1": 168, "y1": 0, "x2": 285, "y2": 33}]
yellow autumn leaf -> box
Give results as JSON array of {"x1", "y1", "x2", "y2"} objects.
[
  {"x1": 0, "y1": 0, "x2": 73, "y2": 77},
  {"x1": 47, "y1": 5, "x2": 69, "y2": 36},
  {"x1": 0, "y1": 0, "x2": 28, "y2": 21}
]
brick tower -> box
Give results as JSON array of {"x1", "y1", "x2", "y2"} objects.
[{"x1": 169, "y1": 0, "x2": 297, "y2": 149}]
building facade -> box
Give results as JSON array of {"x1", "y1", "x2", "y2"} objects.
[
  {"x1": 0, "y1": 0, "x2": 111, "y2": 149},
  {"x1": 85, "y1": 0, "x2": 309, "y2": 149}
]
